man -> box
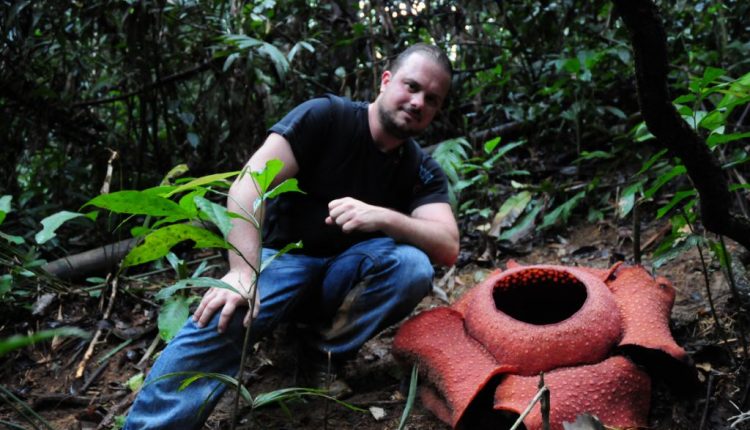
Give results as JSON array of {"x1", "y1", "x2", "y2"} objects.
[{"x1": 124, "y1": 43, "x2": 459, "y2": 429}]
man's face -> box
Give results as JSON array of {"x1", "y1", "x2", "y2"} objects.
[{"x1": 377, "y1": 53, "x2": 451, "y2": 139}]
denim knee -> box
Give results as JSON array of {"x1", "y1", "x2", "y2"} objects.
[{"x1": 378, "y1": 244, "x2": 434, "y2": 303}]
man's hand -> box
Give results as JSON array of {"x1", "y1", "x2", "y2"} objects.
[
  {"x1": 326, "y1": 197, "x2": 384, "y2": 233},
  {"x1": 193, "y1": 270, "x2": 259, "y2": 333}
]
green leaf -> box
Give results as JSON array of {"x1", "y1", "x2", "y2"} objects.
[
  {"x1": 251, "y1": 159, "x2": 283, "y2": 195},
  {"x1": 194, "y1": 196, "x2": 234, "y2": 239},
  {"x1": 707, "y1": 131, "x2": 750, "y2": 148},
  {"x1": 265, "y1": 178, "x2": 304, "y2": 200},
  {"x1": 0, "y1": 195, "x2": 11, "y2": 225},
  {"x1": 398, "y1": 364, "x2": 419, "y2": 430},
  {"x1": 484, "y1": 137, "x2": 501, "y2": 154},
  {"x1": 618, "y1": 181, "x2": 644, "y2": 218},
  {"x1": 0, "y1": 274, "x2": 12, "y2": 296},
  {"x1": 126, "y1": 372, "x2": 145, "y2": 392},
  {"x1": 151, "y1": 371, "x2": 252, "y2": 402},
  {"x1": 653, "y1": 234, "x2": 702, "y2": 269},
  {"x1": 636, "y1": 149, "x2": 668, "y2": 176},
  {"x1": 490, "y1": 191, "x2": 532, "y2": 237},
  {"x1": 155, "y1": 277, "x2": 242, "y2": 301},
  {"x1": 498, "y1": 201, "x2": 542, "y2": 243},
  {"x1": 258, "y1": 42, "x2": 290, "y2": 78},
  {"x1": 699, "y1": 67, "x2": 725, "y2": 88},
  {"x1": 261, "y1": 241, "x2": 304, "y2": 272},
  {"x1": 643, "y1": 165, "x2": 687, "y2": 199},
  {"x1": 123, "y1": 224, "x2": 230, "y2": 267},
  {"x1": 35, "y1": 211, "x2": 88, "y2": 244},
  {"x1": 699, "y1": 109, "x2": 726, "y2": 132},
  {"x1": 0, "y1": 327, "x2": 89, "y2": 357},
  {"x1": 539, "y1": 190, "x2": 586, "y2": 230},
  {"x1": 709, "y1": 239, "x2": 730, "y2": 269},
  {"x1": 0, "y1": 231, "x2": 24, "y2": 245},
  {"x1": 158, "y1": 296, "x2": 192, "y2": 342},
  {"x1": 86, "y1": 191, "x2": 190, "y2": 218},
  {"x1": 160, "y1": 164, "x2": 190, "y2": 186},
  {"x1": 162, "y1": 171, "x2": 240, "y2": 198},
  {"x1": 657, "y1": 190, "x2": 698, "y2": 219}
]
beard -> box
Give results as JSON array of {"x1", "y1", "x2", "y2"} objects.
[{"x1": 378, "y1": 103, "x2": 422, "y2": 140}]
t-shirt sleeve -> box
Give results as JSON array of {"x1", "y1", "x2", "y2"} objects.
[
  {"x1": 267, "y1": 97, "x2": 333, "y2": 169},
  {"x1": 409, "y1": 153, "x2": 451, "y2": 212}
]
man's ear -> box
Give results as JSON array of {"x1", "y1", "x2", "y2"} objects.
[{"x1": 380, "y1": 70, "x2": 392, "y2": 93}]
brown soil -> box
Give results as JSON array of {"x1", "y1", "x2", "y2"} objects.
[{"x1": 2, "y1": 219, "x2": 749, "y2": 430}]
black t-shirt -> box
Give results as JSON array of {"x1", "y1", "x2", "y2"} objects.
[{"x1": 263, "y1": 94, "x2": 449, "y2": 256}]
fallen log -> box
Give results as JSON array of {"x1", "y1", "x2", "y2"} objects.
[{"x1": 41, "y1": 238, "x2": 138, "y2": 280}]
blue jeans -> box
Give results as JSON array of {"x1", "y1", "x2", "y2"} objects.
[{"x1": 124, "y1": 238, "x2": 433, "y2": 429}]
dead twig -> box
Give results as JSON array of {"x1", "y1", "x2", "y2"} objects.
[
  {"x1": 509, "y1": 376, "x2": 550, "y2": 430},
  {"x1": 698, "y1": 371, "x2": 715, "y2": 430},
  {"x1": 74, "y1": 277, "x2": 118, "y2": 385}
]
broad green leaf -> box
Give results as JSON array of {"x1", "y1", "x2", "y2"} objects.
[
  {"x1": 251, "y1": 159, "x2": 283, "y2": 194},
  {"x1": 260, "y1": 241, "x2": 303, "y2": 272},
  {"x1": 618, "y1": 181, "x2": 644, "y2": 218},
  {"x1": 643, "y1": 165, "x2": 687, "y2": 199},
  {"x1": 707, "y1": 131, "x2": 750, "y2": 148},
  {"x1": 0, "y1": 274, "x2": 11, "y2": 296},
  {"x1": 86, "y1": 191, "x2": 189, "y2": 218},
  {"x1": 498, "y1": 201, "x2": 542, "y2": 243},
  {"x1": 490, "y1": 191, "x2": 532, "y2": 237},
  {"x1": 162, "y1": 171, "x2": 240, "y2": 198},
  {"x1": 576, "y1": 150, "x2": 614, "y2": 162},
  {"x1": 0, "y1": 231, "x2": 24, "y2": 245},
  {"x1": 155, "y1": 277, "x2": 242, "y2": 301},
  {"x1": 258, "y1": 42, "x2": 290, "y2": 78},
  {"x1": 265, "y1": 178, "x2": 304, "y2": 200},
  {"x1": 194, "y1": 196, "x2": 234, "y2": 239},
  {"x1": 123, "y1": 224, "x2": 230, "y2": 267},
  {"x1": 35, "y1": 211, "x2": 88, "y2": 244},
  {"x1": 0, "y1": 327, "x2": 89, "y2": 357},
  {"x1": 127, "y1": 372, "x2": 145, "y2": 392},
  {"x1": 673, "y1": 94, "x2": 696, "y2": 104},
  {"x1": 699, "y1": 67, "x2": 725, "y2": 88},
  {"x1": 158, "y1": 296, "x2": 192, "y2": 342},
  {"x1": 657, "y1": 190, "x2": 698, "y2": 219},
  {"x1": 178, "y1": 189, "x2": 205, "y2": 218},
  {"x1": 484, "y1": 137, "x2": 501, "y2": 154},
  {"x1": 160, "y1": 164, "x2": 190, "y2": 186},
  {"x1": 699, "y1": 110, "x2": 726, "y2": 132},
  {"x1": 539, "y1": 190, "x2": 586, "y2": 230},
  {"x1": 632, "y1": 122, "x2": 655, "y2": 142},
  {"x1": 709, "y1": 239, "x2": 730, "y2": 269},
  {"x1": 636, "y1": 149, "x2": 668, "y2": 176},
  {"x1": 0, "y1": 195, "x2": 11, "y2": 225},
  {"x1": 653, "y1": 234, "x2": 702, "y2": 269},
  {"x1": 603, "y1": 106, "x2": 627, "y2": 119}
]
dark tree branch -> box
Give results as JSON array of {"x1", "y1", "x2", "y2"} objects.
[
  {"x1": 612, "y1": 0, "x2": 750, "y2": 251},
  {"x1": 71, "y1": 58, "x2": 219, "y2": 108}
]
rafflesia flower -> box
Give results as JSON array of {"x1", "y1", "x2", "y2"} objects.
[{"x1": 393, "y1": 262, "x2": 695, "y2": 430}]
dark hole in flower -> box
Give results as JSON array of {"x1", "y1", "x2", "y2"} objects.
[{"x1": 492, "y1": 269, "x2": 587, "y2": 324}]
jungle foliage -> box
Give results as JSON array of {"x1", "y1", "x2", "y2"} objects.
[{"x1": 1, "y1": 0, "x2": 750, "y2": 376}]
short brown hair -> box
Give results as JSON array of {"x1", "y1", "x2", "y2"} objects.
[{"x1": 388, "y1": 43, "x2": 453, "y2": 78}]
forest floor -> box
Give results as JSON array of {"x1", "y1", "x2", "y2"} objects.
[{"x1": 2, "y1": 215, "x2": 750, "y2": 430}]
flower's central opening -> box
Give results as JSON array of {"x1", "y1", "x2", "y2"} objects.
[{"x1": 492, "y1": 268, "x2": 587, "y2": 324}]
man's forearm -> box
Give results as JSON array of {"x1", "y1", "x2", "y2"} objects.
[
  {"x1": 225, "y1": 174, "x2": 263, "y2": 277},
  {"x1": 377, "y1": 208, "x2": 459, "y2": 266}
]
